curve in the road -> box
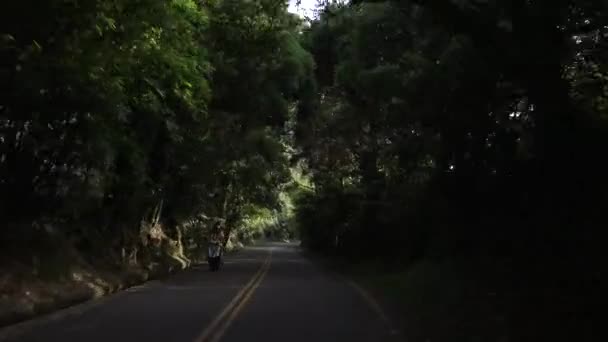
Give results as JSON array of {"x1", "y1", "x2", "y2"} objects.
[{"x1": 0, "y1": 243, "x2": 402, "y2": 342}]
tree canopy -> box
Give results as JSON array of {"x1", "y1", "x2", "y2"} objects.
[
  {"x1": 0, "y1": 0, "x2": 604, "y2": 339},
  {"x1": 294, "y1": 0, "x2": 605, "y2": 340},
  {"x1": 1, "y1": 0, "x2": 313, "y2": 265}
]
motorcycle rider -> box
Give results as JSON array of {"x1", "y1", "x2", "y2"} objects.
[
  {"x1": 208, "y1": 222, "x2": 223, "y2": 271},
  {"x1": 209, "y1": 222, "x2": 223, "y2": 244}
]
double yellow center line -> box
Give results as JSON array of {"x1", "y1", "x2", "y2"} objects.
[{"x1": 195, "y1": 251, "x2": 273, "y2": 342}]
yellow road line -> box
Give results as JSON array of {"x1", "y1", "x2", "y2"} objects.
[
  {"x1": 195, "y1": 251, "x2": 272, "y2": 342},
  {"x1": 208, "y1": 250, "x2": 272, "y2": 342}
]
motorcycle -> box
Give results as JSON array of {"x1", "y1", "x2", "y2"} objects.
[{"x1": 208, "y1": 241, "x2": 222, "y2": 271}]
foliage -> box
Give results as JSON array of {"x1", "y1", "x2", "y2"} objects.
[
  {"x1": 298, "y1": 0, "x2": 608, "y2": 257},
  {"x1": 296, "y1": 1, "x2": 606, "y2": 339},
  {"x1": 0, "y1": 0, "x2": 314, "y2": 269}
]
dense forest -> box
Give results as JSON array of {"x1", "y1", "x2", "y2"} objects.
[
  {"x1": 1, "y1": 0, "x2": 605, "y2": 340},
  {"x1": 295, "y1": 0, "x2": 606, "y2": 340},
  {"x1": 1, "y1": 0, "x2": 311, "y2": 261},
  {"x1": 1, "y1": 0, "x2": 312, "y2": 324}
]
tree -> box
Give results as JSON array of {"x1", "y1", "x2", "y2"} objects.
[{"x1": 0, "y1": 0, "x2": 315, "y2": 268}]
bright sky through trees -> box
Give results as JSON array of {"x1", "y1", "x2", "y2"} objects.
[{"x1": 288, "y1": 0, "x2": 317, "y2": 17}]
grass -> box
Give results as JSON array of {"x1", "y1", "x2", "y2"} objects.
[
  {"x1": 345, "y1": 258, "x2": 511, "y2": 342},
  {"x1": 304, "y1": 248, "x2": 601, "y2": 342}
]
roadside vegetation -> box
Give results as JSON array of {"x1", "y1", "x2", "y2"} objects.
[
  {"x1": 0, "y1": 0, "x2": 312, "y2": 326},
  {"x1": 1, "y1": 0, "x2": 604, "y2": 340},
  {"x1": 295, "y1": 1, "x2": 605, "y2": 341}
]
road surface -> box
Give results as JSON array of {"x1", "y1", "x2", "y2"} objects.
[{"x1": 0, "y1": 242, "x2": 402, "y2": 342}]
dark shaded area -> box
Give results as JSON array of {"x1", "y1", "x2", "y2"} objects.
[{"x1": 295, "y1": 1, "x2": 606, "y2": 341}]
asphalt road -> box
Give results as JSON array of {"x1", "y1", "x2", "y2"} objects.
[{"x1": 1, "y1": 242, "x2": 401, "y2": 342}]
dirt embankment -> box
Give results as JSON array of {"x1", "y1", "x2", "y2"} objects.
[{"x1": 0, "y1": 249, "x2": 189, "y2": 329}]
